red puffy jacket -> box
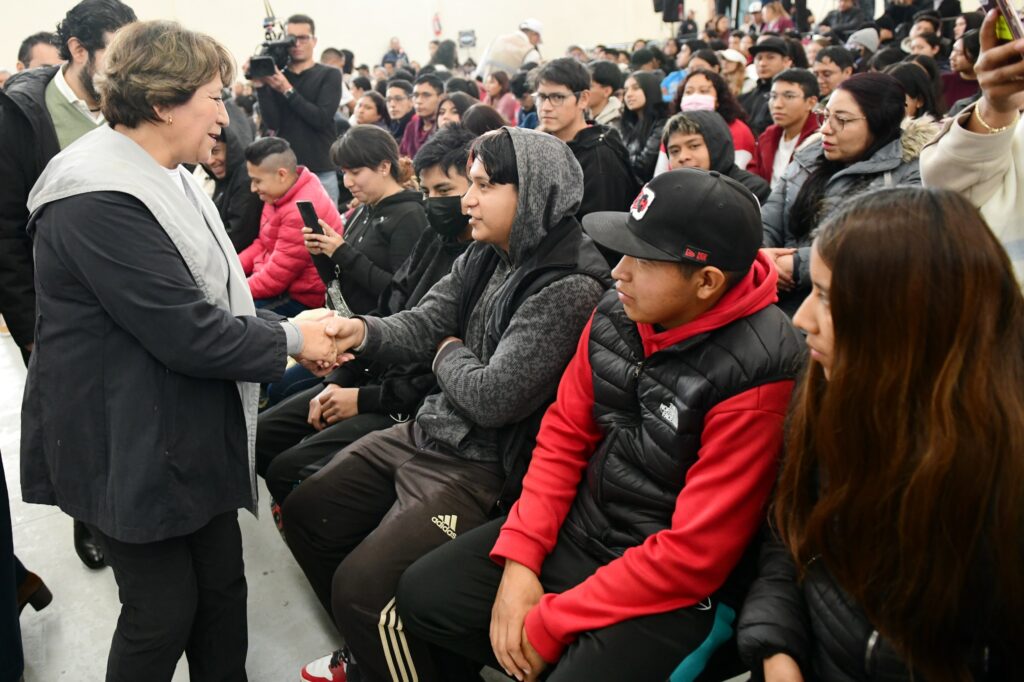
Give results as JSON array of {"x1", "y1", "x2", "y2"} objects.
[{"x1": 238, "y1": 167, "x2": 339, "y2": 308}]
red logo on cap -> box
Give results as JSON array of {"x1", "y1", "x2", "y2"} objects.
[
  {"x1": 684, "y1": 246, "x2": 709, "y2": 262},
  {"x1": 630, "y1": 187, "x2": 656, "y2": 220}
]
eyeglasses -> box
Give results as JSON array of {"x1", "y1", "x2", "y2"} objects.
[
  {"x1": 386, "y1": 95, "x2": 409, "y2": 103},
  {"x1": 814, "y1": 105, "x2": 866, "y2": 132},
  {"x1": 291, "y1": 34, "x2": 313, "y2": 44},
  {"x1": 532, "y1": 91, "x2": 581, "y2": 106},
  {"x1": 768, "y1": 92, "x2": 805, "y2": 102}
]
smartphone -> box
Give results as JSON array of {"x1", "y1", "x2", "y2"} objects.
[
  {"x1": 981, "y1": 0, "x2": 1024, "y2": 41},
  {"x1": 296, "y1": 201, "x2": 324, "y2": 235}
]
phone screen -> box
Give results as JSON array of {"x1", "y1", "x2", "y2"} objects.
[{"x1": 296, "y1": 201, "x2": 324, "y2": 235}]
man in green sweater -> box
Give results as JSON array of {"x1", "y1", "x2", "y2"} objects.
[{"x1": 0, "y1": 0, "x2": 136, "y2": 569}]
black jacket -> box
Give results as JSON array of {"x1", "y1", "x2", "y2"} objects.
[
  {"x1": 686, "y1": 110, "x2": 771, "y2": 203},
  {"x1": 314, "y1": 189, "x2": 428, "y2": 315},
  {"x1": 205, "y1": 120, "x2": 262, "y2": 252},
  {"x1": 390, "y1": 110, "x2": 414, "y2": 143},
  {"x1": 328, "y1": 228, "x2": 472, "y2": 416},
  {"x1": 739, "y1": 79, "x2": 774, "y2": 138},
  {"x1": 22, "y1": 192, "x2": 286, "y2": 543},
  {"x1": 737, "y1": 534, "x2": 1012, "y2": 681},
  {"x1": 567, "y1": 123, "x2": 640, "y2": 221},
  {"x1": 620, "y1": 72, "x2": 667, "y2": 183},
  {"x1": 0, "y1": 66, "x2": 61, "y2": 349},
  {"x1": 256, "y1": 63, "x2": 342, "y2": 172}
]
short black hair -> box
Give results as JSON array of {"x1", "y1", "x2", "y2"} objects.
[
  {"x1": 286, "y1": 14, "x2": 316, "y2": 35},
  {"x1": 509, "y1": 70, "x2": 533, "y2": 99},
  {"x1": 18, "y1": 31, "x2": 59, "y2": 66},
  {"x1": 630, "y1": 47, "x2": 656, "y2": 67},
  {"x1": 331, "y1": 124, "x2": 403, "y2": 181},
  {"x1": 414, "y1": 124, "x2": 477, "y2": 177},
  {"x1": 462, "y1": 104, "x2": 507, "y2": 137},
  {"x1": 589, "y1": 60, "x2": 624, "y2": 91},
  {"x1": 683, "y1": 39, "x2": 710, "y2": 54},
  {"x1": 911, "y1": 11, "x2": 941, "y2": 32},
  {"x1": 386, "y1": 79, "x2": 413, "y2": 95},
  {"x1": 868, "y1": 47, "x2": 905, "y2": 72},
  {"x1": 393, "y1": 68, "x2": 415, "y2": 82},
  {"x1": 351, "y1": 75, "x2": 372, "y2": 92},
  {"x1": 445, "y1": 77, "x2": 480, "y2": 99},
  {"x1": 469, "y1": 129, "x2": 518, "y2": 187},
  {"x1": 414, "y1": 73, "x2": 444, "y2": 94},
  {"x1": 341, "y1": 49, "x2": 354, "y2": 74},
  {"x1": 56, "y1": 0, "x2": 136, "y2": 61},
  {"x1": 773, "y1": 68, "x2": 819, "y2": 98},
  {"x1": 816, "y1": 46, "x2": 855, "y2": 71},
  {"x1": 321, "y1": 47, "x2": 343, "y2": 61},
  {"x1": 245, "y1": 136, "x2": 296, "y2": 169},
  {"x1": 691, "y1": 49, "x2": 721, "y2": 69},
  {"x1": 537, "y1": 57, "x2": 590, "y2": 93}
]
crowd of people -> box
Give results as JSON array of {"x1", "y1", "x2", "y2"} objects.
[{"x1": 2, "y1": 0, "x2": 1023, "y2": 681}]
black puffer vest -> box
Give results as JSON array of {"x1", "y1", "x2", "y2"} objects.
[{"x1": 563, "y1": 289, "x2": 804, "y2": 563}]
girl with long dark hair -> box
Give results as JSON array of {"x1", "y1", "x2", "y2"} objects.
[
  {"x1": 620, "y1": 70, "x2": 669, "y2": 182},
  {"x1": 676, "y1": 68, "x2": 756, "y2": 168},
  {"x1": 738, "y1": 187, "x2": 1024, "y2": 681},
  {"x1": 760, "y1": 72, "x2": 936, "y2": 315}
]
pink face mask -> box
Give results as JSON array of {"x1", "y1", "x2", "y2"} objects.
[{"x1": 680, "y1": 93, "x2": 716, "y2": 112}]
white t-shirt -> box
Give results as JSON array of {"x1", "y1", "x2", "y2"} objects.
[{"x1": 772, "y1": 133, "x2": 800, "y2": 190}]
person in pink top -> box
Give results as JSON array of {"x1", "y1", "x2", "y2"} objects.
[
  {"x1": 240, "y1": 136, "x2": 339, "y2": 315},
  {"x1": 485, "y1": 70, "x2": 520, "y2": 124}
]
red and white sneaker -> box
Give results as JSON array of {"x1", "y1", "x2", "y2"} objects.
[{"x1": 300, "y1": 648, "x2": 350, "y2": 682}]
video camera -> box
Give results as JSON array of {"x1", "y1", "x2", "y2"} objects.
[{"x1": 245, "y1": 14, "x2": 295, "y2": 79}]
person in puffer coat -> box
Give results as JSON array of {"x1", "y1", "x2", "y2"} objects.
[
  {"x1": 760, "y1": 73, "x2": 938, "y2": 316},
  {"x1": 240, "y1": 137, "x2": 336, "y2": 315},
  {"x1": 738, "y1": 188, "x2": 1022, "y2": 682}
]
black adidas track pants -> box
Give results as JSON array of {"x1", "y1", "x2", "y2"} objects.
[{"x1": 282, "y1": 421, "x2": 504, "y2": 682}]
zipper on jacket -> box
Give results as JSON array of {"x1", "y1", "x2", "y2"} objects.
[
  {"x1": 864, "y1": 629, "x2": 879, "y2": 675},
  {"x1": 633, "y1": 360, "x2": 644, "y2": 378}
]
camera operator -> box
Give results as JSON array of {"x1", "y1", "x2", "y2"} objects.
[{"x1": 250, "y1": 14, "x2": 342, "y2": 204}]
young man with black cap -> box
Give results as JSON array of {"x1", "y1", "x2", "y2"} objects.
[
  {"x1": 739, "y1": 36, "x2": 793, "y2": 136},
  {"x1": 395, "y1": 168, "x2": 804, "y2": 682}
]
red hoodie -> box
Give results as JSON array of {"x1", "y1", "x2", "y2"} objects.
[
  {"x1": 748, "y1": 113, "x2": 821, "y2": 185},
  {"x1": 490, "y1": 253, "x2": 795, "y2": 663}
]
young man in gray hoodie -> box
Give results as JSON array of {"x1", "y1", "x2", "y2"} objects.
[{"x1": 287, "y1": 127, "x2": 610, "y2": 682}]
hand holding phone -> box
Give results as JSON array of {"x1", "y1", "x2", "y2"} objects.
[{"x1": 297, "y1": 201, "x2": 324, "y2": 235}]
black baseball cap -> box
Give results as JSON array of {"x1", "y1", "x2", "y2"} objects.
[
  {"x1": 749, "y1": 36, "x2": 790, "y2": 58},
  {"x1": 582, "y1": 169, "x2": 763, "y2": 271}
]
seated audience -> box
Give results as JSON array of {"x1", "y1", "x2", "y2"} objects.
[
  {"x1": 817, "y1": 0, "x2": 866, "y2": 41},
  {"x1": 287, "y1": 128, "x2": 609, "y2": 682},
  {"x1": 202, "y1": 126, "x2": 263, "y2": 252},
  {"x1": 256, "y1": 126, "x2": 477, "y2": 507},
  {"x1": 400, "y1": 74, "x2": 443, "y2": 158},
  {"x1": 484, "y1": 70, "x2": 519, "y2": 123},
  {"x1": 587, "y1": 60, "x2": 625, "y2": 127},
  {"x1": 942, "y1": 28, "x2": 980, "y2": 112},
  {"x1": 920, "y1": 10, "x2": 1024, "y2": 286},
  {"x1": 396, "y1": 168, "x2": 803, "y2": 682},
  {"x1": 740, "y1": 36, "x2": 793, "y2": 136},
  {"x1": 738, "y1": 187, "x2": 1022, "y2": 681},
  {"x1": 662, "y1": 111, "x2": 771, "y2": 201},
  {"x1": 534, "y1": 58, "x2": 639, "y2": 228},
  {"x1": 241, "y1": 137, "x2": 334, "y2": 315},
  {"x1": 436, "y1": 91, "x2": 477, "y2": 128},
  {"x1": 621, "y1": 70, "x2": 670, "y2": 182},
  {"x1": 749, "y1": 69, "x2": 821, "y2": 189},
  {"x1": 678, "y1": 68, "x2": 757, "y2": 169},
  {"x1": 812, "y1": 45, "x2": 854, "y2": 106},
  {"x1": 761, "y1": 73, "x2": 934, "y2": 316}
]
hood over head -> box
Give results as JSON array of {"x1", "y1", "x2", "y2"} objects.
[
  {"x1": 679, "y1": 110, "x2": 737, "y2": 174},
  {"x1": 504, "y1": 126, "x2": 584, "y2": 266}
]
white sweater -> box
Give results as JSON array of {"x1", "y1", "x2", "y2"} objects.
[{"x1": 920, "y1": 103, "x2": 1024, "y2": 287}]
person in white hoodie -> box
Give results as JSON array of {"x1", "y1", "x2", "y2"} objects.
[{"x1": 920, "y1": 10, "x2": 1024, "y2": 286}]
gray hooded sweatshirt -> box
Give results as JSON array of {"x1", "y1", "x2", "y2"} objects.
[{"x1": 361, "y1": 127, "x2": 608, "y2": 464}]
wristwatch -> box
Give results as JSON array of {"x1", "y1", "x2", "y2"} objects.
[{"x1": 284, "y1": 88, "x2": 296, "y2": 99}]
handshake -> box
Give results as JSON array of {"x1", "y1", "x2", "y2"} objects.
[{"x1": 288, "y1": 309, "x2": 368, "y2": 376}]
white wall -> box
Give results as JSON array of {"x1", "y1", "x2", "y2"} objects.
[
  {"x1": 1, "y1": 0, "x2": 981, "y2": 75},
  {"x1": 3, "y1": 0, "x2": 847, "y2": 74}
]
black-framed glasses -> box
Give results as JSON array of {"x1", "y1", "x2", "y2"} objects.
[{"x1": 532, "y1": 91, "x2": 581, "y2": 106}]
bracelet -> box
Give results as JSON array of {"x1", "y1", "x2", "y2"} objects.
[{"x1": 974, "y1": 104, "x2": 1019, "y2": 134}]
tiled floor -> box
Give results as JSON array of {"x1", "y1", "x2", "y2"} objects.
[{"x1": 2, "y1": 335, "x2": 338, "y2": 680}]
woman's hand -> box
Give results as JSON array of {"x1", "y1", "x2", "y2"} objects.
[
  {"x1": 764, "y1": 653, "x2": 805, "y2": 682},
  {"x1": 762, "y1": 247, "x2": 797, "y2": 291},
  {"x1": 303, "y1": 219, "x2": 344, "y2": 257},
  {"x1": 971, "y1": 11, "x2": 1024, "y2": 132},
  {"x1": 490, "y1": 560, "x2": 545, "y2": 681}
]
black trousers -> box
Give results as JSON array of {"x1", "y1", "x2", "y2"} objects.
[
  {"x1": 397, "y1": 518, "x2": 738, "y2": 682},
  {"x1": 283, "y1": 421, "x2": 505, "y2": 682},
  {"x1": 92, "y1": 511, "x2": 248, "y2": 682},
  {"x1": 255, "y1": 383, "x2": 394, "y2": 503},
  {"x1": 0, "y1": 450, "x2": 22, "y2": 682}
]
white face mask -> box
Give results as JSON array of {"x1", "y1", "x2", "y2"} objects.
[{"x1": 680, "y1": 93, "x2": 716, "y2": 112}]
